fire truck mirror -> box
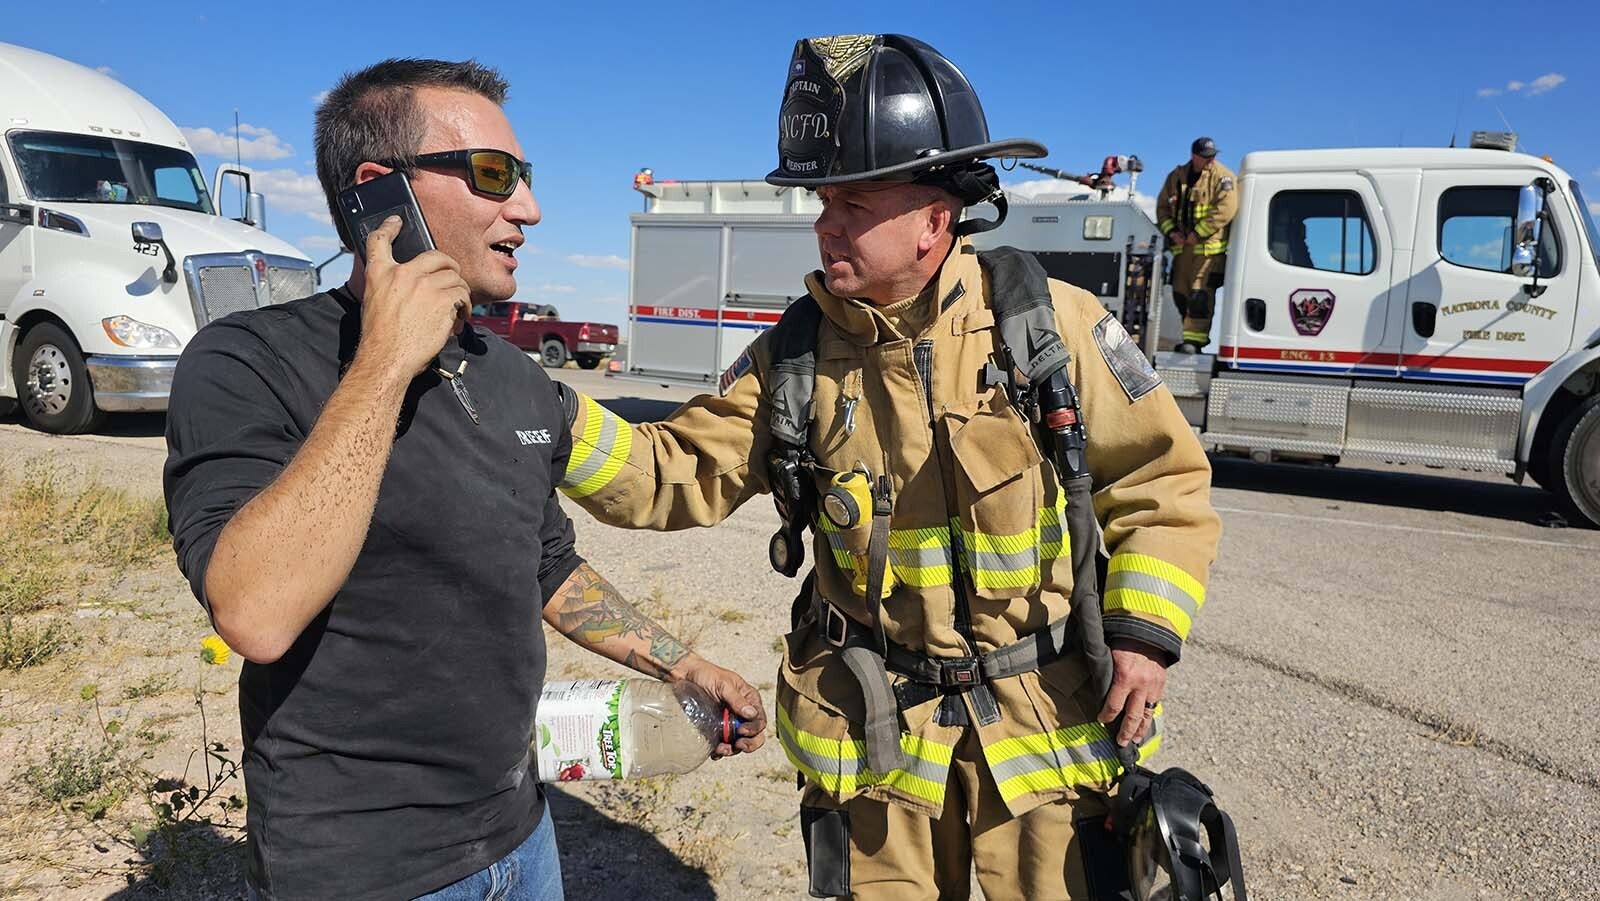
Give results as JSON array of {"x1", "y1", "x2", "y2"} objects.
[{"x1": 1510, "y1": 181, "x2": 1547, "y2": 278}]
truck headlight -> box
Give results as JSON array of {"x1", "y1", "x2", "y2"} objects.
[{"x1": 102, "y1": 316, "x2": 181, "y2": 350}]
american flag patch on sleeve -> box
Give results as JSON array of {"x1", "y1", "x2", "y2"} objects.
[{"x1": 719, "y1": 346, "x2": 754, "y2": 396}]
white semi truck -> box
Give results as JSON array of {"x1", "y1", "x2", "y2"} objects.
[
  {"x1": 0, "y1": 42, "x2": 315, "y2": 433},
  {"x1": 621, "y1": 138, "x2": 1600, "y2": 525}
]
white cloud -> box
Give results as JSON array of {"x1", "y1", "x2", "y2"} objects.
[
  {"x1": 312, "y1": 90, "x2": 330, "y2": 105},
  {"x1": 180, "y1": 124, "x2": 295, "y2": 161},
  {"x1": 96, "y1": 65, "x2": 116, "y2": 78},
  {"x1": 536, "y1": 283, "x2": 577, "y2": 294},
  {"x1": 1002, "y1": 178, "x2": 1158, "y2": 221},
  {"x1": 1588, "y1": 201, "x2": 1600, "y2": 216},
  {"x1": 1476, "y1": 87, "x2": 1502, "y2": 98},
  {"x1": 1507, "y1": 80, "x2": 1525, "y2": 92},
  {"x1": 565, "y1": 253, "x2": 629, "y2": 270},
  {"x1": 1525, "y1": 73, "x2": 1566, "y2": 95},
  {"x1": 298, "y1": 234, "x2": 344, "y2": 253},
  {"x1": 249, "y1": 168, "x2": 331, "y2": 224}
]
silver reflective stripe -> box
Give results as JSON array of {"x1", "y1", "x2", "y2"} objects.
[
  {"x1": 561, "y1": 403, "x2": 622, "y2": 488},
  {"x1": 968, "y1": 543, "x2": 1039, "y2": 573},
  {"x1": 778, "y1": 722, "x2": 951, "y2": 788},
  {"x1": 986, "y1": 734, "x2": 1120, "y2": 786},
  {"x1": 1106, "y1": 570, "x2": 1200, "y2": 620}
]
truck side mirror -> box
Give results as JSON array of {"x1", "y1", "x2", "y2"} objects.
[
  {"x1": 1510, "y1": 179, "x2": 1549, "y2": 282},
  {"x1": 132, "y1": 221, "x2": 178, "y2": 284},
  {"x1": 244, "y1": 192, "x2": 267, "y2": 230}
]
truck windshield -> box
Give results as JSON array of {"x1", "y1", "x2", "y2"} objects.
[
  {"x1": 1571, "y1": 180, "x2": 1600, "y2": 269},
  {"x1": 9, "y1": 131, "x2": 215, "y2": 215}
]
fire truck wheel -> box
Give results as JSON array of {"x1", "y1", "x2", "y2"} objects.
[
  {"x1": 13, "y1": 322, "x2": 106, "y2": 435},
  {"x1": 1550, "y1": 393, "x2": 1600, "y2": 528},
  {"x1": 540, "y1": 339, "x2": 569, "y2": 369}
]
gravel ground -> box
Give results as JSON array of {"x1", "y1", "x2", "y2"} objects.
[{"x1": 0, "y1": 367, "x2": 1594, "y2": 899}]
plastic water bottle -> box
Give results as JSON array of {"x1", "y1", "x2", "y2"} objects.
[{"x1": 535, "y1": 679, "x2": 744, "y2": 782}]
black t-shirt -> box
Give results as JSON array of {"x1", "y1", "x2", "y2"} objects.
[{"x1": 163, "y1": 291, "x2": 583, "y2": 900}]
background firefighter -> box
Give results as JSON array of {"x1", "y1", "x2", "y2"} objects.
[
  {"x1": 1157, "y1": 137, "x2": 1239, "y2": 353},
  {"x1": 554, "y1": 35, "x2": 1220, "y2": 899}
]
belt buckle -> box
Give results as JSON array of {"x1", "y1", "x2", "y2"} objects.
[
  {"x1": 823, "y1": 602, "x2": 850, "y2": 648},
  {"x1": 940, "y1": 657, "x2": 982, "y2": 690}
]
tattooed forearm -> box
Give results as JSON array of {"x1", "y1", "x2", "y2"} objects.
[{"x1": 548, "y1": 564, "x2": 695, "y2": 679}]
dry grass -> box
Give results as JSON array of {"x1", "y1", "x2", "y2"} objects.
[{"x1": 0, "y1": 461, "x2": 170, "y2": 672}]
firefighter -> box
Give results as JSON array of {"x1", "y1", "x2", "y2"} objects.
[
  {"x1": 554, "y1": 34, "x2": 1220, "y2": 900},
  {"x1": 1157, "y1": 137, "x2": 1238, "y2": 353}
]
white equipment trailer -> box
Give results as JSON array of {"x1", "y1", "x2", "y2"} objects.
[{"x1": 622, "y1": 177, "x2": 1169, "y2": 387}]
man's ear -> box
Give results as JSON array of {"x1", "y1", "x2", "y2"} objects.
[
  {"x1": 352, "y1": 161, "x2": 394, "y2": 185},
  {"x1": 917, "y1": 202, "x2": 956, "y2": 255}
]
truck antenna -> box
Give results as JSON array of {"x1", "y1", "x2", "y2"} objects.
[
  {"x1": 234, "y1": 108, "x2": 244, "y2": 214},
  {"x1": 1492, "y1": 104, "x2": 1521, "y2": 151}
]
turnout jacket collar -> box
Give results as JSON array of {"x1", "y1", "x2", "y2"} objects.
[{"x1": 805, "y1": 240, "x2": 976, "y2": 346}]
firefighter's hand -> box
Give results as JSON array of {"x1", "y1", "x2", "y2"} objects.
[
  {"x1": 1098, "y1": 638, "x2": 1168, "y2": 747},
  {"x1": 677, "y1": 656, "x2": 768, "y2": 757},
  {"x1": 1167, "y1": 231, "x2": 1187, "y2": 246},
  {"x1": 355, "y1": 215, "x2": 470, "y2": 382},
  {"x1": 1182, "y1": 232, "x2": 1198, "y2": 246}
]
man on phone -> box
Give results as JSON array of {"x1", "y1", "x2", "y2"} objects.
[{"x1": 163, "y1": 58, "x2": 767, "y2": 901}]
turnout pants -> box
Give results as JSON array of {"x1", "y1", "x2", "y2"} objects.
[
  {"x1": 799, "y1": 727, "x2": 1117, "y2": 900},
  {"x1": 1170, "y1": 251, "x2": 1226, "y2": 348}
]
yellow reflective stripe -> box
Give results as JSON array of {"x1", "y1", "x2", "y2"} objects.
[
  {"x1": 887, "y1": 526, "x2": 954, "y2": 588},
  {"x1": 1039, "y1": 495, "x2": 1068, "y2": 562},
  {"x1": 1195, "y1": 239, "x2": 1227, "y2": 255},
  {"x1": 559, "y1": 394, "x2": 633, "y2": 498},
  {"x1": 817, "y1": 520, "x2": 954, "y2": 587},
  {"x1": 1104, "y1": 553, "x2": 1204, "y2": 639},
  {"x1": 776, "y1": 705, "x2": 952, "y2": 806},
  {"x1": 1158, "y1": 218, "x2": 1175, "y2": 232},
  {"x1": 986, "y1": 712, "x2": 1163, "y2": 803},
  {"x1": 1194, "y1": 221, "x2": 1215, "y2": 239}
]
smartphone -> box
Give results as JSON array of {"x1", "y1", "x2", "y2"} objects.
[{"x1": 336, "y1": 170, "x2": 436, "y2": 264}]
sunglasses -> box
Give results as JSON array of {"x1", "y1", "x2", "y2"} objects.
[{"x1": 385, "y1": 148, "x2": 533, "y2": 197}]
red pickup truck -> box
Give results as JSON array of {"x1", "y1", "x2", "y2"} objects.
[{"x1": 470, "y1": 302, "x2": 619, "y2": 369}]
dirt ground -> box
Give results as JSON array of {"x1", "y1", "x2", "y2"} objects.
[{"x1": 3, "y1": 368, "x2": 1598, "y2": 900}]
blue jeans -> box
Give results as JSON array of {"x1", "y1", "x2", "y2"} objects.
[{"x1": 413, "y1": 805, "x2": 563, "y2": 901}]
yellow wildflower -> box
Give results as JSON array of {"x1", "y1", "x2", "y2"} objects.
[{"x1": 200, "y1": 635, "x2": 232, "y2": 666}]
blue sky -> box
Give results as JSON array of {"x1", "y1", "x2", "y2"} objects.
[{"x1": 9, "y1": 0, "x2": 1598, "y2": 325}]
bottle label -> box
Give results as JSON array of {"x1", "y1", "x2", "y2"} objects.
[{"x1": 535, "y1": 679, "x2": 625, "y2": 781}]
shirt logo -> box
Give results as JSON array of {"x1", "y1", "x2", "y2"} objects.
[{"x1": 516, "y1": 429, "x2": 552, "y2": 446}]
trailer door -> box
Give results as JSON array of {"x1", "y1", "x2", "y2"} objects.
[{"x1": 628, "y1": 223, "x2": 724, "y2": 383}]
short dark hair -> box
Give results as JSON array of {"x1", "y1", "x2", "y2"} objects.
[{"x1": 314, "y1": 58, "x2": 509, "y2": 243}]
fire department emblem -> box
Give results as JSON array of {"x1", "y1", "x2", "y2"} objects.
[{"x1": 1288, "y1": 289, "x2": 1335, "y2": 337}]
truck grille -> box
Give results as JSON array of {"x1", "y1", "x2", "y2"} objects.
[
  {"x1": 185, "y1": 253, "x2": 317, "y2": 326},
  {"x1": 267, "y1": 266, "x2": 317, "y2": 304},
  {"x1": 195, "y1": 265, "x2": 258, "y2": 323}
]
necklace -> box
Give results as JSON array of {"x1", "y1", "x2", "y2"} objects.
[{"x1": 432, "y1": 358, "x2": 480, "y2": 425}]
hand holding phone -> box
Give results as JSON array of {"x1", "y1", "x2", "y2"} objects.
[
  {"x1": 338, "y1": 170, "x2": 437, "y2": 264},
  {"x1": 349, "y1": 216, "x2": 470, "y2": 383}
]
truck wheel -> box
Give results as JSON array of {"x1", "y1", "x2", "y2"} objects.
[
  {"x1": 575, "y1": 353, "x2": 602, "y2": 370},
  {"x1": 540, "y1": 339, "x2": 569, "y2": 368},
  {"x1": 1549, "y1": 393, "x2": 1600, "y2": 527},
  {"x1": 13, "y1": 322, "x2": 105, "y2": 434}
]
